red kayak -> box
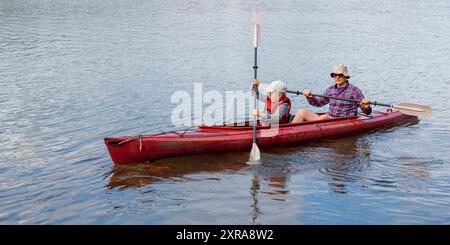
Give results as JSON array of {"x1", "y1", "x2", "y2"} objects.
[{"x1": 104, "y1": 110, "x2": 418, "y2": 165}]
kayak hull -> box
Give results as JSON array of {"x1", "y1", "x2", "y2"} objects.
[{"x1": 104, "y1": 110, "x2": 417, "y2": 165}]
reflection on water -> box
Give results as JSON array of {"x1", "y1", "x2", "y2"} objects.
[
  {"x1": 313, "y1": 119, "x2": 420, "y2": 194},
  {"x1": 265, "y1": 176, "x2": 289, "y2": 198},
  {"x1": 249, "y1": 169, "x2": 290, "y2": 224},
  {"x1": 107, "y1": 148, "x2": 295, "y2": 224},
  {"x1": 250, "y1": 175, "x2": 261, "y2": 224},
  {"x1": 107, "y1": 151, "x2": 247, "y2": 189},
  {"x1": 318, "y1": 137, "x2": 372, "y2": 194}
]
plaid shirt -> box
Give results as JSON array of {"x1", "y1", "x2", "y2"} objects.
[{"x1": 307, "y1": 83, "x2": 371, "y2": 117}]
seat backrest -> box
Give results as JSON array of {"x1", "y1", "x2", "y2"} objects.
[{"x1": 288, "y1": 114, "x2": 294, "y2": 123}]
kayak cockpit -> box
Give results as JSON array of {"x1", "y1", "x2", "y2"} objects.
[
  {"x1": 198, "y1": 114, "x2": 359, "y2": 131},
  {"x1": 197, "y1": 110, "x2": 399, "y2": 132}
]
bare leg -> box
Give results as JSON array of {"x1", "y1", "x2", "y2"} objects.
[
  {"x1": 291, "y1": 108, "x2": 320, "y2": 123},
  {"x1": 318, "y1": 114, "x2": 332, "y2": 121}
]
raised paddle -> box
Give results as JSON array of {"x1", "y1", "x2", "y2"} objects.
[
  {"x1": 247, "y1": 20, "x2": 261, "y2": 165},
  {"x1": 286, "y1": 90, "x2": 432, "y2": 118}
]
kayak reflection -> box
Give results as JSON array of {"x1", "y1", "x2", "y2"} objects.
[
  {"x1": 318, "y1": 136, "x2": 372, "y2": 194},
  {"x1": 317, "y1": 118, "x2": 419, "y2": 194},
  {"x1": 106, "y1": 151, "x2": 248, "y2": 189},
  {"x1": 106, "y1": 139, "x2": 308, "y2": 190}
]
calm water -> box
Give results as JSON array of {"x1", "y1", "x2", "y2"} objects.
[{"x1": 1, "y1": 0, "x2": 450, "y2": 224}]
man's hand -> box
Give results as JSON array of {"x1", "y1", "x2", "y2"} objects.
[
  {"x1": 252, "y1": 79, "x2": 260, "y2": 85},
  {"x1": 303, "y1": 89, "x2": 312, "y2": 98},
  {"x1": 360, "y1": 99, "x2": 370, "y2": 109}
]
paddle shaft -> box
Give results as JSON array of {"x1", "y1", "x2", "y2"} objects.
[
  {"x1": 252, "y1": 47, "x2": 258, "y2": 143},
  {"x1": 247, "y1": 21, "x2": 262, "y2": 164},
  {"x1": 286, "y1": 90, "x2": 392, "y2": 108}
]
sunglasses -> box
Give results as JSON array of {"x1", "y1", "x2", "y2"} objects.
[{"x1": 332, "y1": 74, "x2": 345, "y2": 78}]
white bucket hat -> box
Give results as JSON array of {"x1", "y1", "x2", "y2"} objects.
[{"x1": 330, "y1": 64, "x2": 350, "y2": 78}]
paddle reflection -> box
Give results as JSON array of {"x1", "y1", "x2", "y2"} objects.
[
  {"x1": 250, "y1": 175, "x2": 261, "y2": 224},
  {"x1": 249, "y1": 174, "x2": 290, "y2": 225},
  {"x1": 248, "y1": 156, "x2": 293, "y2": 224}
]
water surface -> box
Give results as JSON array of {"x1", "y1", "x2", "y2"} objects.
[{"x1": 1, "y1": 0, "x2": 449, "y2": 224}]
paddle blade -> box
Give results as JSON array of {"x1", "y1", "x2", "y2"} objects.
[
  {"x1": 247, "y1": 143, "x2": 261, "y2": 165},
  {"x1": 394, "y1": 103, "x2": 432, "y2": 119},
  {"x1": 251, "y1": 12, "x2": 261, "y2": 48},
  {"x1": 251, "y1": 23, "x2": 260, "y2": 48}
]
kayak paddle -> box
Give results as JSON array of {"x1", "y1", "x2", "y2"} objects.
[
  {"x1": 286, "y1": 90, "x2": 432, "y2": 118},
  {"x1": 247, "y1": 20, "x2": 261, "y2": 165}
]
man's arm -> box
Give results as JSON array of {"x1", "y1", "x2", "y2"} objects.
[
  {"x1": 306, "y1": 88, "x2": 330, "y2": 107},
  {"x1": 354, "y1": 87, "x2": 372, "y2": 115}
]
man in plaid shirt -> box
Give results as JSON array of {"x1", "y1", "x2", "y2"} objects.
[{"x1": 292, "y1": 64, "x2": 371, "y2": 123}]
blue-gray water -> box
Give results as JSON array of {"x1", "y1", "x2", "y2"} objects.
[{"x1": 1, "y1": 0, "x2": 449, "y2": 224}]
